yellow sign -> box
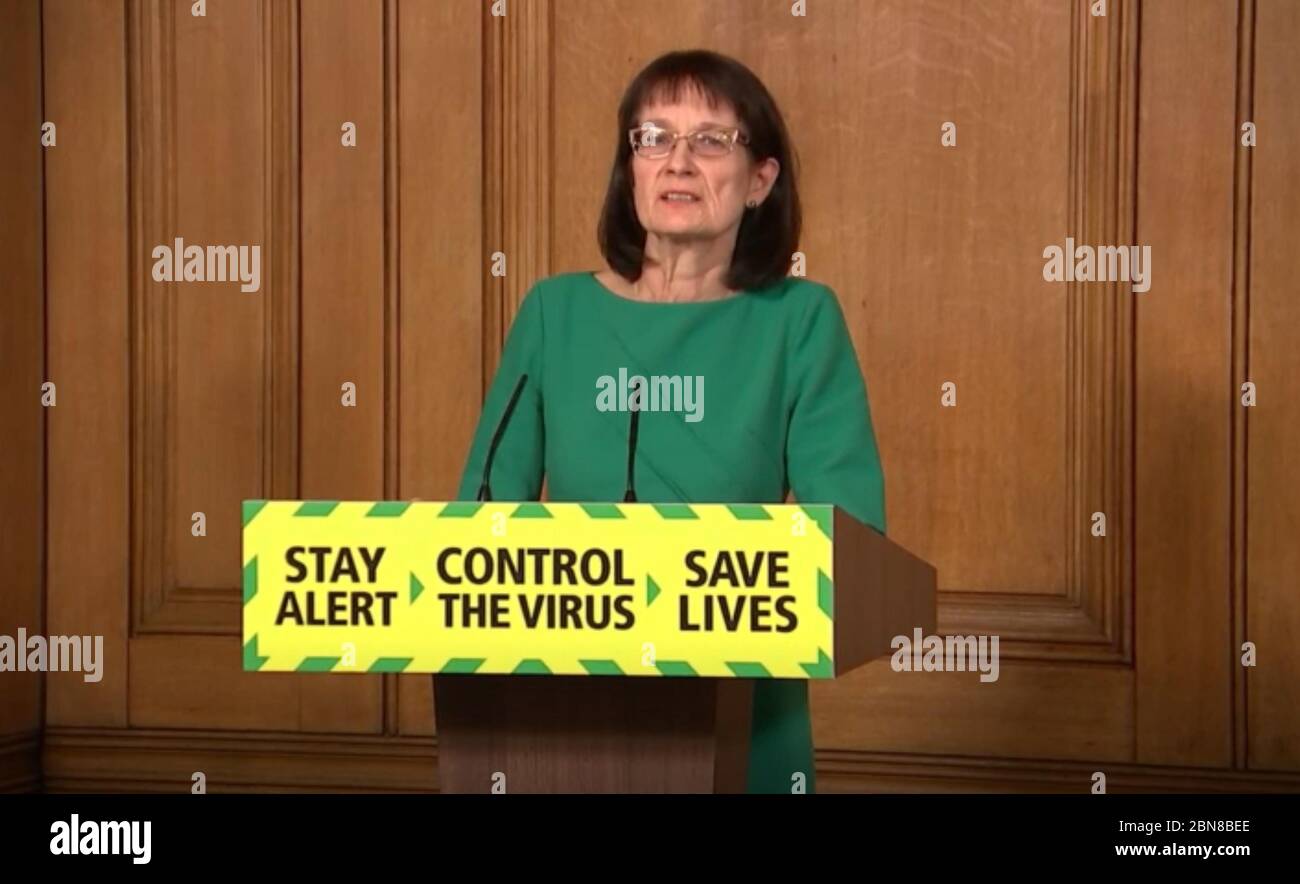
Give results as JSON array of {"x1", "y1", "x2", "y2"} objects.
[{"x1": 241, "y1": 500, "x2": 836, "y2": 678}]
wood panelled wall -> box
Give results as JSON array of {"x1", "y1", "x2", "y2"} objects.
[
  {"x1": 0, "y1": 0, "x2": 45, "y2": 792},
  {"x1": 1, "y1": 0, "x2": 1296, "y2": 793}
]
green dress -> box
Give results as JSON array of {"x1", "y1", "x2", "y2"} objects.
[{"x1": 455, "y1": 271, "x2": 887, "y2": 794}]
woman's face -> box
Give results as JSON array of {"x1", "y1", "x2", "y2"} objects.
[{"x1": 629, "y1": 89, "x2": 778, "y2": 244}]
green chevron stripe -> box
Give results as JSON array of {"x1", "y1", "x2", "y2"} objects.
[
  {"x1": 410, "y1": 572, "x2": 424, "y2": 603},
  {"x1": 653, "y1": 504, "x2": 698, "y2": 519},
  {"x1": 242, "y1": 556, "x2": 258, "y2": 605},
  {"x1": 440, "y1": 658, "x2": 485, "y2": 673},
  {"x1": 580, "y1": 659, "x2": 624, "y2": 676},
  {"x1": 368, "y1": 657, "x2": 413, "y2": 673},
  {"x1": 803, "y1": 505, "x2": 833, "y2": 539},
  {"x1": 513, "y1": 658, "x2": 551, "y2": 674},
  {"x1": 727, "y1": 504, "x2": 771, "y2": 520},
  {"x1": 655, "y1": 660, "x2": 697, "y2": 676},
  {"x1": 580, "y1": 503, "x2": 625, "y2": 519},
  {"x1": 726, "y1": 661, "x2": 773, "y2": 678},
  {"x1": 438, "y1": 503, "x2": 483, "y2": 518},
  {"x1": 818, "y1": 569, "x2": 834, "y2": 618},
  {"x1": 366, "y1": 501, "x2": 411, "y2": 517},
  {"x1": 647, "y1": 575, "x2": 661, "y2": 605},
  {"x1": 243, "y1": 635, "x2": 268, "y2": 671},
  {"x1": 512, "y1": 503, "x2": 552, "y2": 518},
  {"x1": 800, "y1": 649, "x2": 834, "y2": 679},
  {"x1": 296, "y1": 656, "x2": 340, "y2": 672},
  {"x1": 294, "y1": 501, "x2": 339, "y2": 517},
  {"x1": 242, "y1": 499, "x2": 268, "y2": 527}
]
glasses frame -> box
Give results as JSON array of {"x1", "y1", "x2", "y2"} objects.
[{"x1": 628, "y1": 123, "x2": 752, "y2": 159}]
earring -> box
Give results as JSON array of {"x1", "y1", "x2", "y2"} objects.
[{"x1": 745, "y1": 200, "x2": 759, "y2": 209}]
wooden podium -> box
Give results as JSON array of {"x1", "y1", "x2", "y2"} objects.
[{"x1": 433, "y1": 508, "x2": 936, "y2": 793}]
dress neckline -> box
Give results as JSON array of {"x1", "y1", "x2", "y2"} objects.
[{"x1": 585, "y1": 271, "x2": 749, "y2": 307}]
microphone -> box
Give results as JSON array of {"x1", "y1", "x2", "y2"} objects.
[
  {"x1": 623, "y1": 396, "x2": 640, "y2": 503},
  {"x1": 476, "y1": 374, "x2": 529, "y2": 502}
]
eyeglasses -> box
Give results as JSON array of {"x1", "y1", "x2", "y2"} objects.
[{"x1": 628, "y1": 124, "x2": 751, "y2": 159}]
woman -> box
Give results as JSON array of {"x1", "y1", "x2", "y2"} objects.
[{"x1": 455, "y1": 49, "x2": 886, "y2": 794}]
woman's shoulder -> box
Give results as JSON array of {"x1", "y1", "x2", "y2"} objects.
[
  {"x1": 506, "y1": 272, "x2": 595, "y2": 329},
  {"x1": 756, "y1": 274, "x2": 837, "y2": 298},
  {"x1": 748, "y1": 274, "x2": 844, "y2": 318},
  {"x1": 523, "y1": 271, "x2": 599, "y2": 301}
]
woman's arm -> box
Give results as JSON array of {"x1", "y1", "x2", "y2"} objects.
[
  {"x1": 455, "y1": 286, "x2": 546, "y2": 501},
  {"x1": 785, "y1": 285, "x2": 886, "y2": 533}
]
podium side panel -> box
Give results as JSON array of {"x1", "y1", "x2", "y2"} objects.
[
  {"x1": 832, "y1": 509, "x2": 938, "y2": 675},
  {"x1": 434, "y1": 675, "x2": 752, "y2": 794}
]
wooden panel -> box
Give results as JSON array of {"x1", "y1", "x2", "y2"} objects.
[
  {"x1": 550, "y1": 1, "x2": 1132, "y2": 667},
  {"x1": 129, "y1": 635, "x2": 301, "y2": 730},
  {"x1": 1228, "y1": 0, "x2": 1254, "y2": 773},
  {"x1": 292, "y1": 0, "x2": 389, "y2": 732},
  {"x1": 265, "y1": 0, "x2": 301, "y2": 507},
  {"x1": 394, "y1": 0, "x2": 485, "y2": 737},
  {"x1": 43, "y1": 0, "x2": 131, "y2": 727},
  {"x1": 0, "y1": 734, "x2": 42, "y2": 793},
  {"x1": 819, "y1": 750, "x2": 1300, "y2": 794},
  {"x1": 940, "y1": 0, "x2": 1136, "y2": 660},
  {"x1": 0, "y1": 0, "x2": 45, "y2": 750},
  {"x1": 109, "y1": 0, "x2": 377, "y2": 732},
  {"x1": 300, "y1": 0, "x2": 386, "y2": 510},
  {"x1": 482, "y1": 0, "x2": 551, "y2": 392},
  {"x1": 1247, "y1": 0, "x2": 1300, "y2": 771},
  {"x1": 798, "y1": 1, "x2": 1073, "y2": 602},
  {"x1": 1134, "y1": 0, "x2": 1236, "y2": 766},
  {"x1": 554, "y1": 0, "x2": 1072, "y2": 600},
  {"x1": 43, "y1": 728, "x2": 437, "y2": 793},
  {"x1": 435, "y1": 676, "x2": 751, "y2": 793},
  {"x1": 130, "y1": 0, "x2": 270, "y2": 632},
  {"x1": 40, "y1": 727, "x2": 1300, "y2": 795},
  {"x1": 547, "y1": 0, "x2": 1141, "y2": 766},
  {"x1": 170, "y1": 0, "x2": 265, "y2": 594},
  {"x1": 814, "y1": 661, "x2": 1134, "y2": 761}
]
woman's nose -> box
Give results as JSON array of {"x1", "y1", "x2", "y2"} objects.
[{"x1": 665, "y1": 137, "x2": 697, "y2": 170}]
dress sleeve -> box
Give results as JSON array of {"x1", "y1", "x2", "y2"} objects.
[
  {"x1": 785, "y1": 285, "x2": 887, "y2": 534},
  {"x1": 455, "y1": 286, "x2": 546, "y2": 501}
]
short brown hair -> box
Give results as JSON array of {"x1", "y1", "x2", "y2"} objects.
[{"x1": 597, "y1": 49, "x2": 802, "y2": 293}]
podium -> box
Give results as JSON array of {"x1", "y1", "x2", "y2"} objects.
[
  {"x1": 240, "y1": 499, "x2": 936, "y2": 794},
  {"x1": 431, "y1": 508, "x2": 935, "y2": 793}
]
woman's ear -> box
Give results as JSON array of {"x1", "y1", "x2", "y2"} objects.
[{"x1": 750, "y1": 156, "x2": 781, "y2": 205}]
